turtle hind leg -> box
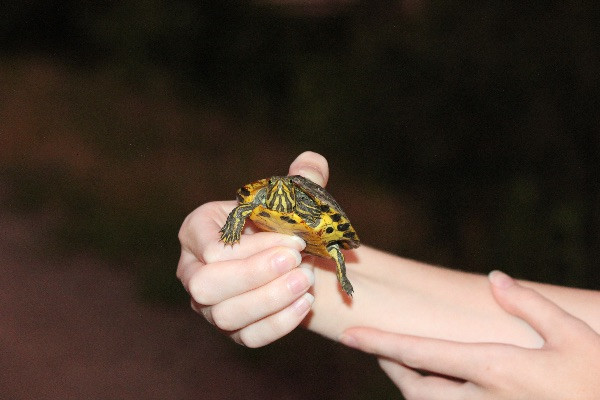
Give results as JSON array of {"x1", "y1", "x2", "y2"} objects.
[
  {"x1": 220, "y1": 203, "x2": 255, "y2": 244},
  {"x1": 326, "y1": 244, "x2": 354, "y2": 296}
]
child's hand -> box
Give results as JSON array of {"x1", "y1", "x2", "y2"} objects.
[
  {"x1": 341, "y1": 271, "x2": 600, "y2": 399},
  {"x1": 177, "y1": 151, "x2": 329, "y2": 347}
]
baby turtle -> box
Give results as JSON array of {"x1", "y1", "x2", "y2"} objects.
[{"x1": 220, "y1": 175, "x2": 360, "y2": 296}]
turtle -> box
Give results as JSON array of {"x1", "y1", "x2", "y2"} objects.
[{"x1": 219, "y1": 175, "x2": 360, "y2": 296}]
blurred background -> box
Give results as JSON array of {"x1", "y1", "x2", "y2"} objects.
[{"x1": 1, "y1": 0, "x2": 598, "y2": 398}]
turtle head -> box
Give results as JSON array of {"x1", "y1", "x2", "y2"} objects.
[{"x1": 266, "y1": 176, "x2": 296, "y2": 212}]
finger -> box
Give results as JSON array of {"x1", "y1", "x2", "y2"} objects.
[
  {"x1": 231, "y1": 292, "x2": 315, "y2": 348},
  {"x1": 177, "y1": 254, "x2": 201, "y2": 293},
  {"x1": 488, "y1": 270, "x2": 592, "y2": 344},
  {"x1": 288, "y1": 151, "x2": 329, "y2": 187},
  {"x1": 188, "y1": 246, "x2": 302, "y2": 305},
  {"x1": 341, "y1": 328, "x2": 517, "y2": 384},
  {"x1": 179, "y1": 201, "x2": 306, "y2": 265},
  {"x1": 178, "y1": 201, "x2": 237, "y2": 254},
  {"x1": 206, "y1": 266, "x2": 314, "y2": 331},
  {"x1": 204, "y1": 230, "x2": 306, "y2": 264},
  {"x1": 378, "y1": 359, "x2": 471, "y2": 400},
  {"x1": 177, "y1": 230, "x2": 305, "y2": 293}
]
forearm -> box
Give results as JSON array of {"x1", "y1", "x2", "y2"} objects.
[{"x1": 304, "y1": 245, "x2": 600, "y2": 347}]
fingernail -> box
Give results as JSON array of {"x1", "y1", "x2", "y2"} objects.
[
  {"x1": 297, "y1": 167, "x2": 325, "y2": 186},
  {"x1": 488, "y1": 270, "x2": 514, "y2": 289},
  {"x1": 299, "y1": 265, "x2": 315, "y2": 286},
  {"x1": 287, "y1": 267, "x2": 314, "y2": 294},
  {"x1": 271, "y1": 249, "x2": 302, "y2": 274},
  {"x1": 338, "y1": 333, "x2": 358, "y2": 348},
  {"x1": 292, "y1": 292, "x2": 314, "y2": 316},
  {"x1": 287, "y1": 235, "x2": 306, "y2": 250}
]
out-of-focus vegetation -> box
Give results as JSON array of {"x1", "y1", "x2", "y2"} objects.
[{"x1": 1, "y1": 0, "x2": 599, "y2": 305}]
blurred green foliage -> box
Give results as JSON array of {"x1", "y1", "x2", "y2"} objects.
[{"x1": 1, "y1": 0, "x2": 599, "y2": 301}]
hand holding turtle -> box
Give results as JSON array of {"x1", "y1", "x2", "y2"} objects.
[
  {"x1": 219, "y1": 174, "x2": 359, "y2": 296},
  {"x1": 176, "y1": 151, "x2": 330, "y2": 347},
  {"x1": 340, "y1": 271, "x2": 600, "y2": 400}
]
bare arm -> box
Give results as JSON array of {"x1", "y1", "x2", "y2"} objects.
[
  {"x1": 305, "y1": 245, "x2": 600, "y2": 348},
  {"x1": 340, "y1": 271, "x2": 600, "y2": 399},
  {"x1": 177, "y1": 151, "x2": 600, "y2": 349}
]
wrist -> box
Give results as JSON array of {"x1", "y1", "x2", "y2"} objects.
[{"x1": 302, "y1": 245, "x2": 545, "y2": 347}]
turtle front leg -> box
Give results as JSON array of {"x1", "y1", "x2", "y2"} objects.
[
  {"x1": 326, "y1": 244, "x2": 354, "y2": 296},
  {"x1": 220, "y1": 203, "x2": 255, "y2": 244}
]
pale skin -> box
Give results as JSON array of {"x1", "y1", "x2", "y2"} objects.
[
  {"x1": 177, "y1": 151, "x2": 600, "y2": 398},
  {"x1": 341, "y1": 271, "x2": 600, "y2": 399}
]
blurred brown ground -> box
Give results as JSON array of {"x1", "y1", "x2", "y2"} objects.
[
  {"x1": 0, "y1": 190, "x2": 397, "y2": 400},
  {"x1": 0, "y1": 58, "x2": 399, "y2": 399}
]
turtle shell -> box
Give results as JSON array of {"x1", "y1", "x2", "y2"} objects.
[
  {"x1": 237, "y1": 175, "x2": 360, "y2": 257},
  {"x1": 220, "y1": 174, "x2": 360, "y2": 296}
]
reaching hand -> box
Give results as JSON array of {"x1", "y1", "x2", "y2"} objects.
[
  {"x1": 176, "y1": 151, "x2": 330, "y2": 347},
  {"x1": 341, "y1": 270, "x2": 600, "y2": 400}
]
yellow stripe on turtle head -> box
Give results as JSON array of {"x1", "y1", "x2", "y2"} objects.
[{"x1": 266, "y1": 176, "x2": 296, "y2": 212}]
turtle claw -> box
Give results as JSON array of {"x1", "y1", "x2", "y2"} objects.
[
  {"x1": 219, "y1": 229, "x2": 240, "y2": 245},
  {"x1": 219, "y1": 220, "x2": 241, "y2": 245},
  {"x1": 219, "y1": 203, "x2": 254, "y2": 246}
]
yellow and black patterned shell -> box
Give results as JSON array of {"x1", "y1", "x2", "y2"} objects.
[
  {"x1": 236, "y1": 175, "x2": 359, "y2": 258},
  {"x1": 220, "y1": 175, "x2": 360, "y2": 296}
]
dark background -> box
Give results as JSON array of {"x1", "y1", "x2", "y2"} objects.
[{"x1": 1, "y1": 1, "x2": 598, "y2": 398}]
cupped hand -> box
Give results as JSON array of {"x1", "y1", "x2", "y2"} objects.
[
  {"x1": 341, "y1": 270, "x2": 600, "y2": 400},
  {"x1": 177, "y1": 151, "x2": 330, "y2": 347}
]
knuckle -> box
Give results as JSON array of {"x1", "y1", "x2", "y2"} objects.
[
  {"x1": 177, "y1": 208, "x2": 200, "y2": 247},
  {"x1": 210, "y1": 305, "x2": 234, "y2": 331},
  {"x1": 178, "y1": 201, "x2": 220, "y2": 249},
  {"x1": 175, "y1": 258, "x2": 186, "y2": 282},
  {"x1": 177, "y1": 215, "x2": 190, "y2": 244},
  {"x1": 188, "y1": 272, "x2": 214, "y2": 305},
  {"x1": 263, "y1": 284, "x2": 283, "y2": 307},
  {"x1": 177, "y1": 218, "x2": 190, "y2": 246},
  {"x1": 237, "y1": 252, "x2": 268, "y2": 286},
  {"x1": 237, "y1": 330, "x2": 263, "y2": 348},
  {"x1": 268, "y1": 310, "x2": 295, "y2": 338},
  {"x1": 202, "y1": 241, "x2": 224, "y2": 264},
  {"x1": 175, "y1": 255, "x2": 193, "y2": 285}
]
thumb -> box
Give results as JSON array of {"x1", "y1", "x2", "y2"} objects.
[{"x1": 288, "y1": 151, "x2": 329, "y2": 187}]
